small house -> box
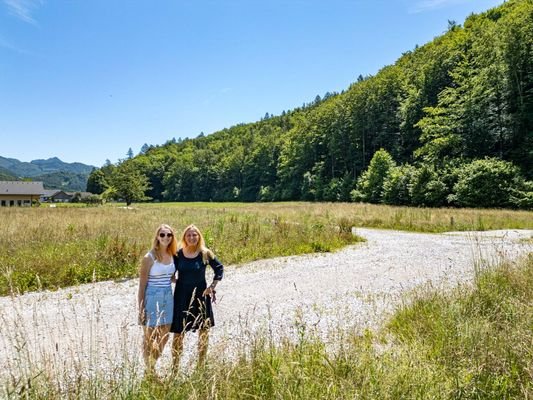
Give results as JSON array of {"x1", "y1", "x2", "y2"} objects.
[
  {"x1": 40, "y1": 190, "x2": 95, "y2": 203},
  {"x1": 40, "y1": 189, "x2": 60, "y2": 203},
  {"x1": 51, "y1": 191, "x2": 73, "y2": 203},
  {"x1": 0, "y1": 181, "x2": 44, "y2": 207}
]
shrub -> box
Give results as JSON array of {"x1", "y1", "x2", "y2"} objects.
[
  {"x1": 257, "y1": 185, "x2": 273, "y2": 202},
  {"x1": 409, "y1": 166, "x2": 449, "y2": 207},
  {"x1": 70, "y1": 192, "x2": 82, "y2": 203},
  {"x1": 300, "y1": 171, "x2": 322, "y2": 201},
  {"x1": 355, "y1": 149, "x2": 396, "y2": 203},
  {"x1": 84, "y1": 194, "x2": 104, "y2": 205},
  {"x1": 510, "y1": 180, "x2": 533, "y2": 210},
  {"x1": 451, "y1": 158, "x2": 531, "y2": 208},
  {"x1": 323, "y1": 175, "x2": 353, "y2": 202},
  {"x1": 382, "y1": 164, "x2": 416, "y2": 205}
]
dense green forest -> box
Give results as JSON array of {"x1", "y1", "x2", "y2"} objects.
[
  {"x1": 88, "y1": 0, "x2": 533, "y2": 208},
  {"x1": 38, "y1": 171, "x2": 89, "y2": 192}
]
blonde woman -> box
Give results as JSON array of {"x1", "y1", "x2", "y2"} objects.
[
  {"x1": 171, "y1": 224, "x2": 224, "y2": 369},
  {"x1": 138, "y1": 224, "x2": 177, "y2": 377}
]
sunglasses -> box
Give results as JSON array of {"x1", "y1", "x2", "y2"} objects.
[{"x1": 159, "y1": 232, "x2": 173, "y2": 238}]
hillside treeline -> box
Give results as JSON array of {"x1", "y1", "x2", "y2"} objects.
[{"x1": 88, "y1": 0, "x2": 533, "y2": 208}]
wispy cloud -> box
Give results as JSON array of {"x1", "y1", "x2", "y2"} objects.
[
  {"x1": 3, "y1": 0, "x2": 43, "y2": 24},
  {"x1": 410, "y1": 0, "x2": 464, "y2": 14}
]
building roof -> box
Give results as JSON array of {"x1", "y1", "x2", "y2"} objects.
[
  {"x1": 41, "y1": 189, "x2": 61, "y2": 197},
  {"x1": 66, "y1": 191, "x2": 93, "y2": 198},
  {"x1": 51, "y1": 191, "x2": 72, "y2": 198},
  {"x1": 0, "y1": 181, "x2": 44, "y2": 195}
]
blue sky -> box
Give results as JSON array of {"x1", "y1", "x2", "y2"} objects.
[{"x1": 1, "y1": 0, "x2": 503, "y2": 167}]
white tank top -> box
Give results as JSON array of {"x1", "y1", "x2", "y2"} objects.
[{"x1": 146, "y1": 252, "x2": 175, "y2": 288}]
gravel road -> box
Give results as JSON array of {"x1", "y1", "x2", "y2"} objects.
[{"x1": 1, "y1": 228, "x2": 531, "y2": 378}]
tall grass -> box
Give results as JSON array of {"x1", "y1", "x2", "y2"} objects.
[
  {"x1": 0, "y1": 204, "x2": 362, "y2": 295},
  {"x1": 2, "y1": 254, "x2": 531, "y2": 399},
  {"x1": 1, "y1": 202, "x2": 531, "y2": 295}
]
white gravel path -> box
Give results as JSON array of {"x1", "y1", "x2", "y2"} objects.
[{"x1": 0, "y1": 228, "x2": 531, "y2": 379}]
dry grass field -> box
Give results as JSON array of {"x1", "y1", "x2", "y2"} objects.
[{"x1": 1, "y1": 202, "x2": 532, "y2": 295}]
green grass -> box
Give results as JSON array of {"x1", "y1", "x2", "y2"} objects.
[
  {"x1": 1, "y1": 202, "x2": 531, "y2": 295},
  {"x1": 384, "y1": 255, "x2": 533, "y2": 399},
  {"x1": 3, "y1": 254, "x2": 532, "y2": 399}
]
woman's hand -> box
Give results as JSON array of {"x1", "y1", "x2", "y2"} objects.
[{"x1": 203, "y1": 286, "x2": 217, "y2": 303}]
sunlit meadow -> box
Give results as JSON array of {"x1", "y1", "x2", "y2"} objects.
[{"x1": 1, "y1": 202, "x2": 532, "y2": 295}]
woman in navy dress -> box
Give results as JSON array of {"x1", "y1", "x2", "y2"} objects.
[{"x1": 171, "y1": 224, "x2": 223, "y2": 369}]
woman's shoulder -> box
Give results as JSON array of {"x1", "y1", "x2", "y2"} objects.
[
  {"x1": 174, "y1": 248, "x2": 186, "y2": 260},
  {"x1": 141, "y1": 251, "x2": 155, "y2": 270}
]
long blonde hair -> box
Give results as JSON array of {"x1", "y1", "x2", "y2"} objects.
[
  {"x1": 179, "y1": 224, "x2": 213, "y2": 263},
  {"x1": 151, "y1": 224, "x2": 178, "y2": 261}
]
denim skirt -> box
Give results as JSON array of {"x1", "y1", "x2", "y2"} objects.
[{"x1": 144, "y1": 286, "x2": 173, "y2": 327}]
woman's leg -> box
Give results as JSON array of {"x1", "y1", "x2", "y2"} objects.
[
  {"x1": 159, "y1": 324, "x2": 171, "y2": 354},
  {"x1": 198, "y1": 329, "x2": 209, "y2": 367},
  {"x1": 172, "y1": 332, "x2": 185, "y2": 373},
  {"x1": 150, "y1": 325, "x2": 171, "y2": 361},
  {"x1": 142, "y1": 326, "x2": 157, "y2": 375}
]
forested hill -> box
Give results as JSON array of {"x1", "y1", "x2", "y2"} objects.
[
  {"x1": 0, "y1": 156, "x2": 94, "y2": 177},
  {"x1": 0, "y1": 156, "x2": 95, "y2": 192},
  {"x1": 89, "y1": 0, "x2": 533, "y2": 208}
]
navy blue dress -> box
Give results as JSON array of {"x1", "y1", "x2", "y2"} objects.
[{"x1": 170, "y1": 249, "x2": 224, "y2": 333}]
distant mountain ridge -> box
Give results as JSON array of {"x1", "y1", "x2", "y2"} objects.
[
  {"x1": 0, "y1": 156, "x2": 96, "y2": 192},
  {"x1": 0, "y1": 156, "x2": 95, "y2": 177},
  {"x1": 0, "y1": 165, "x2": 17, "y2": 181}
]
